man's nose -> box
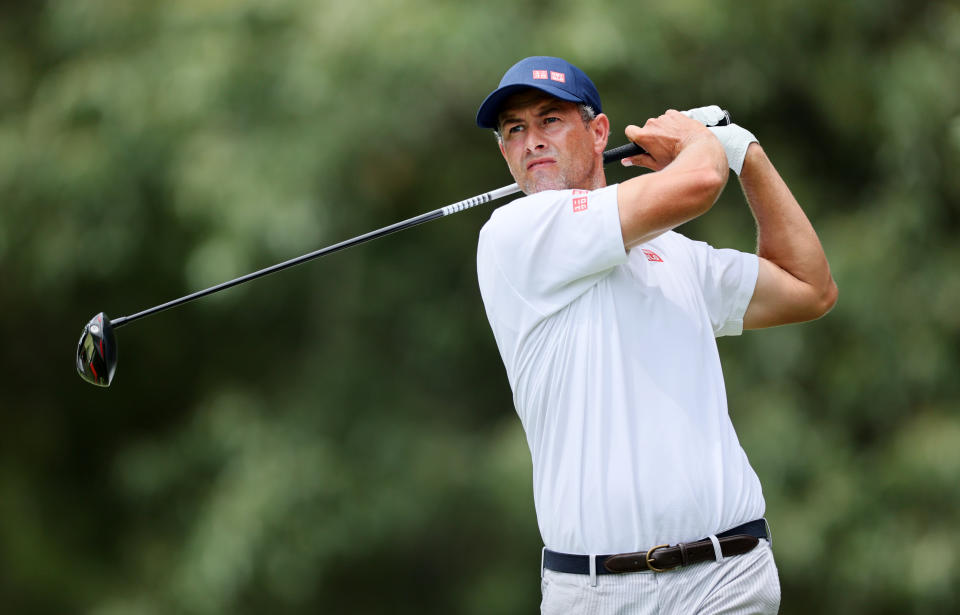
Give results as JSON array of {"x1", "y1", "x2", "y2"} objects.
[{"x1": 524, "y1": 128, "x2": 547, "y2": 153}]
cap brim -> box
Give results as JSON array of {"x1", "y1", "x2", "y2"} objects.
[{"x1": 475, "y1": 83, "x2": 585, "y2": 129}]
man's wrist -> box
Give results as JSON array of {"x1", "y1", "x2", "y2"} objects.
[
  {"x1": 708, "y1": 124, "x2": 758, "y2": 175},
  {"x1": 739, "y1": 141, "x2": 763, "y2": 172}
]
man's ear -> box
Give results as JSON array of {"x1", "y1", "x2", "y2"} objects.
[
  {"x1": 592, "y1": 113, "x2": 611, "y2": 155},
  {"x1": 498, "y1": 137, "x2": 507, "y2": 160}
]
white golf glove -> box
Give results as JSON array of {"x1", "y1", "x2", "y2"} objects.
[
  {"x1": 682, "y1": 105, "x2": 757, "y2": 175},
  {"x1": 681, "y1": 105, "x2": 729, "y2": 126}
]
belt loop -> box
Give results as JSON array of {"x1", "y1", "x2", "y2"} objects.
[
  {"x1": 589, "y1": 554, "x2": 598, "y2": 587},
  {"x1": 707, "y1": 535, "x2": 723, "y2": 562},
  {"x1": 763, "y1": 518, "x2": 773, "y2": 547},
  {"x1": 541, "y1": 547, "x2": 546, "y2": 579}
]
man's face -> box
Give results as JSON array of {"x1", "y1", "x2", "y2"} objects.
[{"x1": 497, "y1": 90, "x2": 608, "y2": 195}]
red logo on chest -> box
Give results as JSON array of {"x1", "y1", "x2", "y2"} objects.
[{"x1": 642, "y1": 248, "x2": 664, "y2": 262}]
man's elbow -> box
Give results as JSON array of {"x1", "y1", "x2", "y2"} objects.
[
  {"x1": 693, "y1": 166, "x2": 728, "y2": 214},
  {"x1": 808, "y1": 278, "x2": 839, "y2": 320}
]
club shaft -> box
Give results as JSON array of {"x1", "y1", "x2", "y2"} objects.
[
  {"x1": 111, "y1": 184, "x2": 521, "y2": 329},
  {"x1": 110, "y1": 111, "x2": 731, "y2": 329}
]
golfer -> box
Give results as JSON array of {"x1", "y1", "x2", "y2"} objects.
[{"x1": 475, "y1": 56, "x2": 837, "y2": 614}]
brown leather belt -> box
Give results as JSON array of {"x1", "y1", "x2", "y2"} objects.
[{"x1": 543, "y1": 519, "x2": 768, "y2": 575}]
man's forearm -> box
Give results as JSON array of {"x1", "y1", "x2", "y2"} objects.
[{"x1": 739, "y1": 143, "x2": 835, "y2": 294}]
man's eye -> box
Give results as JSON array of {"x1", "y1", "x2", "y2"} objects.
[
  {"x1": 544, "y1": 117, "x2": 560, "y2": 124},
  {"x1": 507, "y1": 125, "x2": 523, "y2": 134}
]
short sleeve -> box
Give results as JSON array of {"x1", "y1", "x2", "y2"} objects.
[
  {"x1": 477, "y1": 185, "x2": 627, "y2": 316},
  {"x1": 684, "y1": 238, "x2": 759, "y2": 337}
]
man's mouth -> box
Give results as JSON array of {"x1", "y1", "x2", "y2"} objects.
[{"x1": 526, "y1": 158, "x2": 556, "y2": 171}]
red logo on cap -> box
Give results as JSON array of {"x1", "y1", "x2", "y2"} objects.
[
  {"x1": 532, "y1": 70, "x2": 549, "y2": 80},
  {"x1": 550, "y1": 71, "x2": 566, "y2": 83},
  {"x1": 572, "y1": 189, "x2": 588, "y2": 212}
]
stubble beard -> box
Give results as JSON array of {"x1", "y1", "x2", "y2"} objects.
[
  {"x1": 517, "y1": 156, "x2": 597, "y2": 195},
  {"x1": 520, "y1": 170, "x2": 571, "y2": 195}
]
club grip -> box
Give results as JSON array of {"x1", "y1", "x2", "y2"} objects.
[
  {"x1": 602, "y1": 142, "x2": 647, "y2": 165},
  {"x1": 602, "y1": 109, "x2": 732, "y2": 166}
]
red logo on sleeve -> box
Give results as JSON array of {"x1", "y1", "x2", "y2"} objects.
[
  {"x1": 572, "y1": 189, "x2": 588, "y2": 212},
  {"x1": 642, "y1": 248, "x2": 664, "y2": 262}
]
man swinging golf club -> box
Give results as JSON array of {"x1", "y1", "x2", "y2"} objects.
[{"x1": 475, "y1": 56, "x2": 837, "y2": 614}]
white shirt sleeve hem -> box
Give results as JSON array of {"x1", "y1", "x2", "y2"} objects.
[{"x1": 716, "y1": 253, "x2": 759, "y2": 337}]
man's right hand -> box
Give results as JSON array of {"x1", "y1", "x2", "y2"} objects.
[
  {"x1": 620, "y1": 110, "x2": 724, "y2": 172},
  {"x1": 615, "y1": 110, "x2": 728, "y2": 249}
]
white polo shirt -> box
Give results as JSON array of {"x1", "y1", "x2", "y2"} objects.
[{"x1": 476, "y1": 185, "x2": 764, "y2": 555}]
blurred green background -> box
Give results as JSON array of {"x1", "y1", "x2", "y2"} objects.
[{"x1": 2, "y1": 1, "x2": 959, "y2": 613}]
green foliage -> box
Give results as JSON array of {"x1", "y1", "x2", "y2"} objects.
[{"x1": 1, "y1": 1, "x2": 958, "y2": 613}]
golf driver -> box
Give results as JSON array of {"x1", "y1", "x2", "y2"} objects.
[{"x1": 77, "y1": 110, "x2": 731, "y2": 387}]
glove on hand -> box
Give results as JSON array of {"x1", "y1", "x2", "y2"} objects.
[
  {"x1": 681, "y1": 105, "x2": 757, "y2": 175},
  {"x1": 708, "y1": 124, "x2": 757, "y2": 175},
  {"x1": 681, "y1": 105, "x2": 729, "y2": 126}
]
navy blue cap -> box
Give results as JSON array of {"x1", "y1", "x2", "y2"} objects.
[{"x1": 476, "y1": 56, "x2": 602, "y2": 129}]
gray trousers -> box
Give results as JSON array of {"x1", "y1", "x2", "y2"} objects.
[{"x1": 540, "y1": 540, "x2": 781, "y2": 615}]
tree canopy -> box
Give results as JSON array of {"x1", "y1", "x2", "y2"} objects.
[{"x1": 1, "y1": 1, "x2": 958, "y2": 613}]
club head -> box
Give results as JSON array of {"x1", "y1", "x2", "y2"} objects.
[{"x1": 76, "y1": 312, "x2": 118, "y2": 387}]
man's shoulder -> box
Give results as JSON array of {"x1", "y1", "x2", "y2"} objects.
[
  {"x1": 487, "y1": 186, "x2": 618, "y2": 227},
  {"x1": 651, "y1": 230, "x2": 728, "y2": 255},
  {"x1": 645, "y1": 232, "x2": 757, "y2": 279},
  {"x1": 481, "y1": 190, "x2": 567, "y2": 238},
  {"x1": 492, "y1": 189, "x2": 567, "y2": 216},
  {"x1": 644, "y1": 230, "x2": 693, "y2": 253},
  {"x1": 634, "y1": 231, "x2": 709, "y2": 273}
]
